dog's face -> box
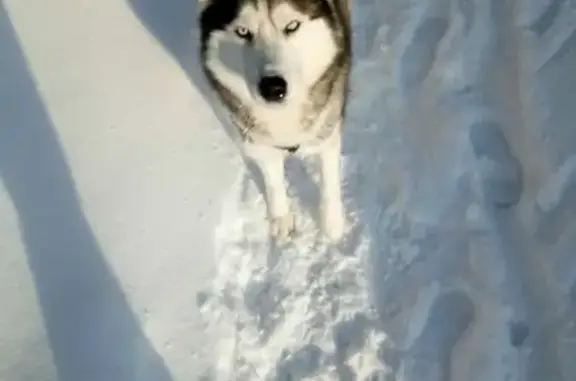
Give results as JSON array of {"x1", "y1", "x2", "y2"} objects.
[{"x1": 200, "y1": 0, "x2": 339, "y2": 107}]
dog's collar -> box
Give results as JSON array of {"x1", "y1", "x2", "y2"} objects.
[{"x1": 275, "y1": 145, "x2": 300, "y2": 154}]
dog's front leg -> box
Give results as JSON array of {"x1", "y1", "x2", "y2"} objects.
[
  {"x1": 319, "y1": 132, "x2": 345, "y2": 242},
  {"x1": 246, "y1": 145, "x2": 295, "y2": 241}
]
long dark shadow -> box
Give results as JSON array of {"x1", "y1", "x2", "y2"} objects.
[
  {"x1": 127, "y1": 0, "x2": 252, "y2": 146},
  {"x1": 127, "y1": 0, "x2": 271, "y2": 198},
  {"x1": 0, "y1": 5, "x2": 172, "y2": 381},
  {"x1": 127, "y1": 0, "x2": 211, "y2": 97}
]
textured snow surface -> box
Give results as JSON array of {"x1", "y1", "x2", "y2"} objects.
[
  {"x1": 200, "y1": 0, "x2": 576, "y2": 380},
  {"x1": 2, "y1": 0, "x2": 576, "y2": 380}
]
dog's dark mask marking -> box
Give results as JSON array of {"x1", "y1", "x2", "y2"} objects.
[
  {"x1": 269, "y1": 0, "x2": 334, "y2": 20},
  {"x1": 200, "y1": 0, "x2": 338, "y2": 54},
  {"x1": 200, "y1": 0, "x2": 247, "y2": 54}
]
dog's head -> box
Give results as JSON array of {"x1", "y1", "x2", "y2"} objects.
[{"x1": 199, "y1": 0, "x2": 342, "y2": 107}]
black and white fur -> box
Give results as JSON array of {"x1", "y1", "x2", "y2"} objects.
[{"x1": 199, "y1": 0, "x2": 351, "y2": 242}]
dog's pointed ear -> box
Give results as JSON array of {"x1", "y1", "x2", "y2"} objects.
[
  {"x1": 197, "y1": 0, "x2": 212, "y2": 13},
  {"x1": 324, "y1": 0, "x2": 351, "y2": 22}
]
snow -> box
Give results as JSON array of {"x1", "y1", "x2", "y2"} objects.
[
  {"x1": 2, "y1": 0, "x2": 576, "y2": 380},
  {"x1": 1, "y1": 0, "x2": 238, "y2": 379}
]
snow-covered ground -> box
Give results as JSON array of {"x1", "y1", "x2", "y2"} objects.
[
  {"x1": 0, "y1": 0, "x2": 238, "y2": 380},
  {"x1": 2, "y1": 0, "x2": 576, "y2": 380}
]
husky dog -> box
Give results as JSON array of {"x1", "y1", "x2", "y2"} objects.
[{"x1": 198, "y1": 0, "x2": 351, "y2": 242}]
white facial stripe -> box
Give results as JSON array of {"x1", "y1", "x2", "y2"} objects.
[
  {"x1": 270, "y1": 2, "x2": 304, "y2": 28},
  {"x1": 232, "y1": 2, "x2": 259, "y2": 32}
]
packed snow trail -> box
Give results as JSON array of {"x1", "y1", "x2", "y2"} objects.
[{"x1": 199, "y1": 0, "x2": 576, "y2": 380}]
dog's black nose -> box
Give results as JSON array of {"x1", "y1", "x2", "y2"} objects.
[{"x1": 258, "y1": 75, "x2": 287, "y2": 102}]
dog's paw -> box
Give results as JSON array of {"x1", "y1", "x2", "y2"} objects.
[
  {"x1": 269, "y1": 213, "x2": 296, "y2": 243},
  {"x1": 321, "y1": 208, "x2": 345, "y2": 243}
]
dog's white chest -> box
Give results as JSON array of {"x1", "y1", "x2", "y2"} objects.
[{"x1": 251, "y1": 105, "x2": 313, "y2": 147}]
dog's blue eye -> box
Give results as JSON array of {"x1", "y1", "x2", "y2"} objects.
[
  {"x1": 234, "y1": 26, "x2": 252, "y2": 41},
  {"x1": 283, "y1": 20, "x2": 301, "y2": 35}
]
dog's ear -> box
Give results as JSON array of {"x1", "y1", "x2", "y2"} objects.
[
  {"x1": 324, "y1": 0, "x2": 351, "y2": 13},
  {"x1": 197, "y1": 0, "x2": 212, "y2": 13},
  {"x1": 325, "y1": 0, "x2": 351, "y2": 22}
]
